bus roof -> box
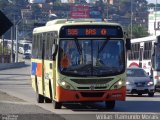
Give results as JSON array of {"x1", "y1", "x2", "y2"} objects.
[
  {"x1": 19, "y1": 40, "x2": 32, "y2": 44},
  {"x1": 131, "y1": 35, "x2": 157, "y2": 43},
  {"x1": 33, "y1": 19, "x2": 122, "y2": 34}
]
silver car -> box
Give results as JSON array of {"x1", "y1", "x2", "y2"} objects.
[
  {"x1": 126, "y1": 67, "x2": 155, "y2": 97},
  {"x1": 23, "y1": 53, "x2": 31, "y2": 59}
]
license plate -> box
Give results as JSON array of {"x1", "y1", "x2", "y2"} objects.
[
  {"x1": 137, "y1": 83, "x2": 142, "y2": 85},
  {"x1": 137, "y1": 87, "x2": 144, "y2": 90}
]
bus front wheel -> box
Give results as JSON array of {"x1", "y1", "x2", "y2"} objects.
[
  {"x1": 105, "y1": 101, "x2": 115, "y2": 110},
  {"x1": 36, "y1": 93, "x2": 45, "y2": 103},
  {"x1": 53, "y1": 101, "x2": 62, "y2": 109}
]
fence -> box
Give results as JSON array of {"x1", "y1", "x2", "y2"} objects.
[
  {"x1": 0, "y1": 43, "x2": 11, "y2": 63},
  {"x1": 0, "y1": 54, "x2": 11, "y2": 63}
]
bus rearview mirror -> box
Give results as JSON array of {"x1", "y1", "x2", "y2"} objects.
[
  {"x1": 126, "y1": 38, "x2": 131, "y2": 50},
  {"x1": 154, "y1": 42, "x2": 158, "y2": 45}
]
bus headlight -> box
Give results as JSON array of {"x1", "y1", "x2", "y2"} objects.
[
  {"x1": 60, "y1": 81, "x2": 74, "y2": 90},
  {"x1": 61, "y1": 81, "x2": 66, "y2": 86},
  {"x1": 111, "y1": 80, "x2": 123, "y2": 89},
  {"x1": 118, "y1": 81, "x2": 123, "y2": 85}
]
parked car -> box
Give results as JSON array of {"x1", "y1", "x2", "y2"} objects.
[
  {"x1": 23, "y1": 53, "x2": 31, "y2": 59},
  {"x1": 126, "y1": 67, "x2": 155, "y2": 97}
]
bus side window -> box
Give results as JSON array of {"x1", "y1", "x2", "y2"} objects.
[
  {"x1": 33, "y1": 34, "x2": 39, "y2": 59},
  {"x1": 49, "y1": 32, "x2": 56, "y2": 60},
  {"x1": 44, "y1": 33, "x2": 50, "y2": 60},
  {"x1": 32, "y1": 35, "x2": 36, "y2": 58},
  {"x1": 38, "y1": 34, "x2": 43, "y2": 59}
]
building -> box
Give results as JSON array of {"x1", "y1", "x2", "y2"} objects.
[
  {"x1": 28, "y1": 0, "x2": 46, "y2": 4},
  {"x1": 86, "y1": 0, "x2": 114, "y2": 4},
  {"x1": 148, "y1": 10, "x2": 160, "y2": 35},
  {"x1": 61, "y1": 0, "x2": 75, "y2": 3},
  {"x1": 86, "y1": 0, "x2": 96, "y2": 3}
]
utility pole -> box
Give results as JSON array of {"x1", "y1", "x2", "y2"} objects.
[
  {"x1": 11, "y1": 14, "x2": 16, "y2": 63},
  {"x1": 155, "y1": 0, "x2": 157, "y2": 36},
  {"x1": 15, "y1": 19, "x2": 22, "y2": 63},
  {"x1": 2, "y1": 35, "x2": 4, "y2": 63},
  {"x1": 11, "y1": 27, "x2": 14, "y2": 63},
  {"x1": 106, "y1": 0, "x2": 109, "y2": 19},
  {"x1": 131, "y1": 0, "x2": 133, "y2": 39},
  {"x1": 15, "y1": 24, "x2": 18, "y2": 62}
]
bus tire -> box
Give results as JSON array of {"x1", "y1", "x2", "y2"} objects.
[
  {"x1": 53, "y1": 101, "x2": 62, "y2": 109},
  {"x1": 45, "y1": 97, "x2": 52, "y2": 103},
  {"x1": 105, "y1": 101, "x2": 115, "y2": 110},
  {"x1": 35, "y1": 76, "x2": 44, "y2": 103},
  {"x1": 37, "y1": 94, "x2": 45, "y2": 103}
]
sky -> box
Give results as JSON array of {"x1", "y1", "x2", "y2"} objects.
[{"x1": 147, "y1": 0, "x2": 160, "y2": 4}]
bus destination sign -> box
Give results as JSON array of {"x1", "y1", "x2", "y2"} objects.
[{"x1": 60, "y1": 25, "x2": 123, "y2": 38}]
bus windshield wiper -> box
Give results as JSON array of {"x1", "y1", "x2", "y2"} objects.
[
  {"x1": 98, "y1": 37, "x2": 110, "y2": 54},
  {"x1": 74, "y1": 38, "x2": 82, "y2": 55},
  {"x1": 96, "y1": 38, "x2": 110, "y2": 63}
]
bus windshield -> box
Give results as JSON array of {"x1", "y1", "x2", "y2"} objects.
[
  {"x1": 59, "y1": 39, "x2": 125, "y2": 77},
  {"x1": 155, "y1": 44, "x2": 160, "y2": 71},
  {"x1": 23, "y1": 44, "x2": 30, "y2": 50}
]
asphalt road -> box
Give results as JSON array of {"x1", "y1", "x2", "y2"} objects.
[
  {"x1": 0, "y1": 64, "x2": 160, "y2": 120},
  {"x1": 0, "y1": 62, "x2": 64, "y2": 120}
]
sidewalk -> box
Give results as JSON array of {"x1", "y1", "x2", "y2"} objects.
[{"x1": 0, "y1": 90, "x2": 65, "y2": 120}]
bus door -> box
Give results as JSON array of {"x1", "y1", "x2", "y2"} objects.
[
  {"x1": 31, "y1": 33, "x2": 44, "y2": 96},
  {"x1": 44, "y1": 32, "x2": 57, "y2": 100},
  {"x1": 151, "y1": 40, "x2": 160, "y2": 89}
]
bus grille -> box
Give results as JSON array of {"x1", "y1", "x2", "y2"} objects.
[
  {"x1": 80, "y1": 92, "x2": 104, "y2": 97},
  {"x1": 77, "y1": 87, "x2": 107, "y2": 90},
  {"x1": 70, "y1": 78, "x2": 113, "y2": 84}
]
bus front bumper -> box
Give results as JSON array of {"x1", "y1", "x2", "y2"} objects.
[{"x1": 56, "y1": 86, "x2": 126, "y2": 102}]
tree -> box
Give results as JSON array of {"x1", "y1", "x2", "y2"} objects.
[
  {"x1": 127, "y1": 25, "x2": 149, "y2": 38},
  {"x1": 94, "y1": 0, "x2": 105, "y2": 19},
  {"x1": 148, "y1": 3, "x2": 155, "y2": 8},
  {"x1": 0, "y1": 0, "x2": 9, "y2": 8},
  {"x1": 0, "y1": 43, "x2": 10, "y2": 55}
]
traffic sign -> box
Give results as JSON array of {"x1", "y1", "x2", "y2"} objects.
[
  {"x1": 0, "y1": 10, "x2": 13, "y2": 36},
  {"x1": 70, "y1": 5, "x2": 89, "y2": 19}
]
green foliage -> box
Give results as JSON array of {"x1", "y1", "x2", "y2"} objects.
[
  {"x1": 0, "y1": 0, "x2": 149, "y2": 40},
  {"x1": 148, "y1": 3, "x2": 155, "y2": 8},
  {"x1": 0, "y1": 0, "x2": 9, "y2": 8},
  {"x1": 127, "y1": 25, "x2": 149, "y2": 38}
]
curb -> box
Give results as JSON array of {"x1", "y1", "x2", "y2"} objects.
[{"x1": 0, "y1": 62, "x2": 26, "y2": 70}]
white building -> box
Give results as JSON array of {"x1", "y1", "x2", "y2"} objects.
[
  {"x1": 28, "y1": 0, "x2": 46, "y2": 4},
  {"x1": 86, "y1": 0, "x2": 114, "y2": 4},
  {"x1": 148, "y1": 10, "x2": 160, "y2": 36},
  {"x1": 61, "y1": 0, "x2": 75, "y2": 3},
  {"x1": 86, "y1": 0, "x2": 96, "y2": 3}
]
